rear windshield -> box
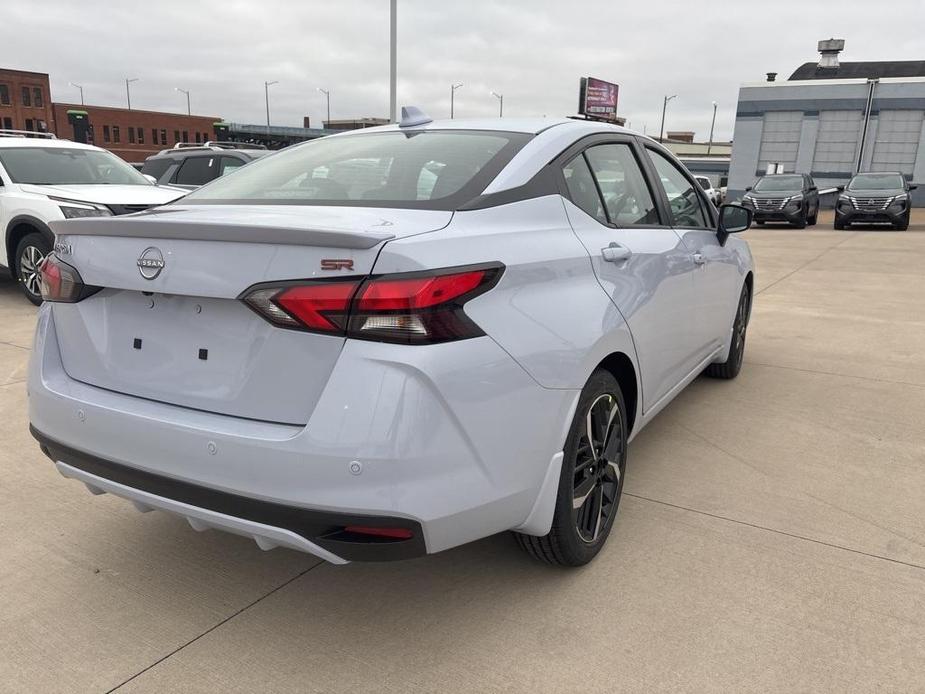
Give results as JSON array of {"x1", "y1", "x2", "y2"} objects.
[
  {"x1": 0, "y1": 147, "x2": 151, "y2": 185},
  {"x1": 753, "y1": 175, "x2": 803, "y2": 192},
  {"x1": 182, "y1": 130, "x2": 531, "y2": 209},
  {"x1": 848, "y1": 173, "x2": 904, "y2": 191}
]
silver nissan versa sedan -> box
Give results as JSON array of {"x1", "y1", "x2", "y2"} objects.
[{"x1": 29, "y1": 109, "x2": 754, "y2": 566}]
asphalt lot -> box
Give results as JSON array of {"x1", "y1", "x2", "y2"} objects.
[{"x1": 1, "y1": 211, "x2": 924, "y2": 692}]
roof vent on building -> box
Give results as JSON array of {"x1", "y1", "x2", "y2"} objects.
[
  {"x1": 766, "y1": 72, "x2": 777, "y2": 82},
  {"x1": 817, "y1": 38, "x2": 845, "y2": 69}
]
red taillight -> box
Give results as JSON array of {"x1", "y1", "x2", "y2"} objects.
[
  {"x1": 241, "y1": 279, "x2": 360, "y2": 333},
  {"x1": 356, "y1": 272, "x2": 486, "y2": 311},
  {"x1": 275, "y1": 281, "x2": 360, "y2": 332},
  {"x1": 38, "y1": 254, "x2": 100, "y2": 303},
  {"x1": 240, "y1": 264, "x2": 503, "y2": 343}
]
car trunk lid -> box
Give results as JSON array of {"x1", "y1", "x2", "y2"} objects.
[{"x1": 48, "y1": 204, "x2": 451, "y2": 424}]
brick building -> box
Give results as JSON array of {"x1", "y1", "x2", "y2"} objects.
[
  {"x1": 2, "y1": 67, "x2": 222, "y2": 162},
  {"x1": 0, "y1": 68, "x2": 55, "y2": 134},
  {"x1": 52, "y1": 103, "x2": 221, "y2": 162}
]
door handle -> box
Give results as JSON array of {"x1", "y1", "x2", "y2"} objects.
[
  {"x1": 692, "y1": 252, "x2": 706, "y2": 265},
  {"x1": 601, "y1": 243, "x2": 632, "y2": 263}
]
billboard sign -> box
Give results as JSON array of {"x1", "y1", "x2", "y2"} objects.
[{"x1": 579, "y1": 77, "x2": 619, "y2": 121}]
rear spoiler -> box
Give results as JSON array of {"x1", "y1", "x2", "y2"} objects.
[{"x1": 49, "y1": 217, "x2": 395, "y2": 250}]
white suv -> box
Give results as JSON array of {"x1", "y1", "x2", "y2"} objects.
[
  {"x1": 0, "y1": 131, "x2": 186, "y2": 303},
  {"x1": 695, "y1": 175, "x2": 721, "y2": 206}
]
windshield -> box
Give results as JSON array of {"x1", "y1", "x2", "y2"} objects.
[
  {"x1": 848, "y1": 173, "x2": 905, "y2": 191},
  {"x1": 0, "y1": 147, "x2": 151, "y2": 185},
  {"x1": 182, "y1": 130, "x2": 531, "y2": 209},
  {"x1": 753, "y1": 175, "x2": 803, "y2": 192}
]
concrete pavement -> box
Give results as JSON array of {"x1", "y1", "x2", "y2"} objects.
[{"x1": 1, "y1": 225, "x2": 923, "y2": 692}]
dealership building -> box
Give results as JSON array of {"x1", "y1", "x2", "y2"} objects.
[{"x1": 727, "y1": 40, "x2": 925, "y2": 205}]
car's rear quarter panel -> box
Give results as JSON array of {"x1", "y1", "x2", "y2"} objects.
[{"x1": 372, "y1": 195, "x2": 640, "y2": 394}]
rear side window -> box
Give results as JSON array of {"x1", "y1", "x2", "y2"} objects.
[
  {"x1": 174, "y1": 156, "x2": 218, "y2": 186},
  {"x1": 645, "y1": 148, "x2": 709, "y2": 228},
  {"x1": 584, "y1": 144, "x2": 658, "y2": 226},
  {"x1": 563, "y1": 155, "x2": 607, "y2": 224},
  {"x1": 182, "y1": 130, "x2": 531, "y2": 210},
  {"x1": 140, "y1": 157, "x2": 173, "y2": 180}
]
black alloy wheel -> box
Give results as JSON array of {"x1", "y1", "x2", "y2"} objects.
[
  {"x1": 571, "y1": 392, "x2": 624, "y2": 543},
  {"x1": 705, "y1": 283, "x2": 750, "y2": 380},
  {"x1": 514, "y1": 370, "x2": 627, "y2": 566}
]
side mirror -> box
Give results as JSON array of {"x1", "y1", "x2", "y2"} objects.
[
  {"x1": 717, "y1": 203, "x2": 752, "y2": 246},
  {"x1": 143, "y1": 174, "x2": 158, "y2": 185},
  {"x1": 910, "y1": 184, "x2": 918, "y2": 191},
  {"x1": 744, "y1": 186, "x2": 752, "y2": 192},
  {"x1": 808, "y1": 186, "x2": 817, "y2": 192},
  {"x1": 836, "y1": 185, "x2": 845, "y2": 192}
]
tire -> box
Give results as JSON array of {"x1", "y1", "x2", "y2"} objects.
[
  {"x1": 834, "y1": 217, "x2": 845, "y2": 230},
  {"x1": 893, "y1": 213, "x2": 910, "y2": 231},
  {"x1": 514, "y1": 370, "x2": 627, "y2": 567},
  {"x1": 14, "y1": 232, "x2": 51, "y2": 306},
  {"x1": 809, "y1": 208, "x2": 818, "y2": 226},
  {"x1": 792, "y1": 208, "x2": 807, "y2": 229},
  {"x1": 704, "y1": 283, "x2": 750, "y2": 380}
]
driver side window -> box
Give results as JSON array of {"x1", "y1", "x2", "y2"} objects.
[{"x1": 645, "y1": 148, "x2": 709, "y2": 228}]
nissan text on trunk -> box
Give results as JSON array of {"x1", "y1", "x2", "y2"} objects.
[{"x1": 30, "y1": 108, "x2": 755, "y2": 566}]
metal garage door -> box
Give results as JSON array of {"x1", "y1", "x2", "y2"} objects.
[
  {"x1": 871, "y1": 110, "x2": 924, "y2": 176},
  {"x1": 812, "y1": 110, "x2": 863, "y2": 174},
  {"x1": 757, "y1": 111, "x2": 802, "y2": 173}
]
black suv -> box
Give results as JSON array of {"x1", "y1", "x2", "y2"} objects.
[
  {"x1": 742, "y1": 174, "x2": 819, "y2": 228},
  {"x1": 141, "y1": 142, "x2": 270, "y2": 190},
  {"x1": 835, "y1": 172, "x2": 916, "y2": 231}
]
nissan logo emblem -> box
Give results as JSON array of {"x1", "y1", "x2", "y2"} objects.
[{"x1": 137, "y1": 247, "x2": 165, "y2": 280}]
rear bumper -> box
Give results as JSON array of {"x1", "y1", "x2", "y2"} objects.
[
  {"x1": 32, "y1": 427, "x2": 425, "y2": 562},
  {"x1": 29, "y1": 305, "x2": 574, "y2": 561}
]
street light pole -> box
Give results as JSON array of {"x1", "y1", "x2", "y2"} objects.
[
  {"x1": 317, "y1": 88, "x2": 331, "y2": 127},
  {"x1": 175, "y1": 88, "x2": 191, "y2": 116},
  {"x1": 450, "y1": 83, "x2": 463, "y2": 118},
  {"x1": 389, "y1": 0, "x2": 397, "y2": 123},
  {"x1": 125, "y1": 78, "x2": 139, "y2": 110},
  {"x1": 658, "y1": 94, "x2": 676, "y2": 143},
  {"x1": 707, "y1": 101, "x2": 718, "y2": 155},
  {"x1": 264, "y1": 80, "x2": 278, "y2": 136},
  {"x1": 69, "y1": 82, "x2": 84, "y2": 105},
  {"x1": 491, "y1": 91, "x2": 503, "y2": 117}
]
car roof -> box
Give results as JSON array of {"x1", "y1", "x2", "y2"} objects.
[
  {"x1": 148, "y1": 148, "x2": 265, "y2": 160},
  {"x1": 330, "y1": 116, "x2": 633, "y2": 137},
  {"x1": 0, "y1": 137, "x2": 101, "y2": 151}
]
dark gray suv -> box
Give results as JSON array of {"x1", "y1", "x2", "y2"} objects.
[
  {"x1": 741, "y1": 174, "x2": 819, "y2": 228},
  {"x1": 141, "y1": 142, "x2": 270, "y2": 190},
  {"x1": 835, "y1": 172, "x2": 916, "y2": 231}
]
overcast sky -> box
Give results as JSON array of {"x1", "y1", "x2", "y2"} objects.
[{"x1": 4, "y1": 0, "x2": 924, "y2": 140}]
